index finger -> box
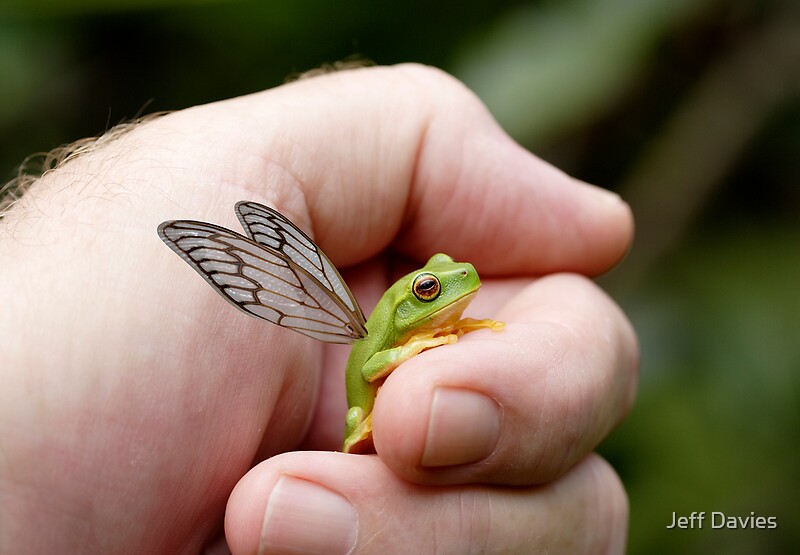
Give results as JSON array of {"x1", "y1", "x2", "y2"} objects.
[
  {"x1": 229, "y1": 64, "x2": 634, "y2": 275},
  {"x1": 4, "y1": 64, "x2": 629, "y2": 277}
]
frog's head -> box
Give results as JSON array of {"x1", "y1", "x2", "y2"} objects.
[{"x1": 392, "y1": 253, "x2": 482, "y2": 336}]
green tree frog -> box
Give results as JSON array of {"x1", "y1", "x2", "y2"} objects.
[{"x1": 158, "y1": 201, "x2": 504, "y2": 454}]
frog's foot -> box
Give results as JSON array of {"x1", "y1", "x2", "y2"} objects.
[
  {"x1": 343, "y1": 412, "x2": 374, "y2": 454},
  {"x1": 344, "y1": 406, "x2": 364, "y2": 438},
  {"x1": 452, "y1": 317, "x2": 505, "y2": 337}
]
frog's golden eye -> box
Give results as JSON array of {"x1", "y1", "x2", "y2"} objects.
[{"x1": 412, "y1": 273, "x2": 441, "y2": 302}]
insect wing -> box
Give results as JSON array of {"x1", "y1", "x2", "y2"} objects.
[
  {"x1": 235, "y1": 201, "x2": 367, "y2": 334},
  {"x1": 157, "y1": 219, "x2": 366, "y2": 343}
]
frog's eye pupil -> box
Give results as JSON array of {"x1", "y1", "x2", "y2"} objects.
[
  {"x1": 419, "y1": 280, "x2": 435, "y2": 292},
  {"x1": 413, "y1": 273, "x2": 441, "y2": 302}
]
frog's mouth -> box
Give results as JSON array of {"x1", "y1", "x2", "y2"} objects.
[{"x1": 411, "y1": 288, "x2": 479, "y2": 330}]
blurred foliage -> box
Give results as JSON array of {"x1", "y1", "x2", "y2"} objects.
[
  {"x1": 603, "y1": 222, "x2": 800, "y2": 552},
  {"x1": 454, "y1": 0, "x2": 713, "y2": 143},
  {"x1": 1, "y1": 0, "x2": 798, "y2": 552}
]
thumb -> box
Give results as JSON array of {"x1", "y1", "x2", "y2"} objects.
[{"x1": 225, "y1": 452, "x2": 628, "y2": 555}]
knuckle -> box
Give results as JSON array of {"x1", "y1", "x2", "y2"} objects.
[{"x1": 391, "y1": 63, "x2": 491, "y2": 118}]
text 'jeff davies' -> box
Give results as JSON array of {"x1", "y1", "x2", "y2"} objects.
[{"x1": 667, "y1": 511, "x2": 777, "y2": 529}]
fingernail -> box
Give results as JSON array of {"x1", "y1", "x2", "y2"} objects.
[
  {"x1": 422, "y1": 388, "x2": 501, "y2": 467},
  {"x1": 260, "y1": 476, "x2": 358, "y2": 555}
]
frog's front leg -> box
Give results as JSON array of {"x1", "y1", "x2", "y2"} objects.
[{"x1": 361, "y1": 332, "x2": 458, "y2": 383}]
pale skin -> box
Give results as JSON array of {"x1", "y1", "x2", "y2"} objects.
[{"x1": 0, "y1": 65, "x2": 638, "y2": 554}]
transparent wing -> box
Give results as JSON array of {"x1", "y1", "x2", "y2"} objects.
[
  {"x1": 235, "y1": 201, "x2": 367, "y2": 327},
  {"x1": 158, "y1": 218, "x2": 367, "y2": 344}
]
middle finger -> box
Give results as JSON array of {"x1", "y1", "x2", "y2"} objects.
[{"x1": 372, "y1": 273, "x2": 639, "y2": 486}]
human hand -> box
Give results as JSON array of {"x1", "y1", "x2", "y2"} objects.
[{"x1": 0, "y1": 64, "x2": 637, "y2": 554}]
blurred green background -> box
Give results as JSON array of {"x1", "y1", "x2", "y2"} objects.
[{"x1": 2, "y1": 0, "x2": 798, "y2": 552}]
